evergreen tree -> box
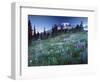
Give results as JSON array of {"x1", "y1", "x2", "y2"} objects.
[
  {"x1": 61, "y1": 24, "x2": 63, "y2": 32},
  {"x1": 43, "y1": 27, "x2": 46, "y2": 39},
  {"x1": 44, "y1": 27, "x2": 46, "y2": 35},
  {"x1": 80, "y1": 21, "x2": 83, "y2": 31},
  {"x1": 33, "y1": 25, "x2": 36, "y2": 36},
  {"x1": 28, "y1": 20, "x2": 32, "y2": 43},
  {"x1": 76, "y1": 24, "x2": 80, "y2": 31},
  {"x1": 54, "y1": 24, "x2": 58, "y2": 32}
]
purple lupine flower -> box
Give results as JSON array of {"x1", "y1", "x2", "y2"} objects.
[{"x1": 75, "y1": 41, "x2": 85, "y2": 49}]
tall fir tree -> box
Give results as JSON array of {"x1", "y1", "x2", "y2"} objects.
[
  {"x1": 80, "y1": 21, "x2": 83, "y2": 31},
  {"x1": 28, "y1": 20, "x2": 32, "y2": 43},
  {"x1": 33, "y1": 25, "x2": 36, "y2": 36},
  {"x1": 44, "y1": 27, "x2": 46, "y2": 35}
]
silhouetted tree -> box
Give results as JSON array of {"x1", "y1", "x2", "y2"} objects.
[
  {"x1": 80, "y1": 21, "x2": 83, "y2": 31},
  {"x1": 51, "y1": 24, "x2": 58, "y2": 36},
  {"x1": 33, "y1": 25, "x2": 36, "y2": 36},
  {"x1": 54, "y1": 24, "x2": 58, "y2": 33},
  {"x1": 52, "y1": 26, "x2": 54, "y2": 36},
  {"x1": 33, "y1": 25, "x2": 38, "y2": 40},
  {"x1": 44, "y1": 27, "x2": 46, "y2": 35},
  {"x1": 75, "y1": 24, "x2": 80, "y2": 31},
  {"x1": 28, "y1": 20, "x2": 33, "y2": 44}
]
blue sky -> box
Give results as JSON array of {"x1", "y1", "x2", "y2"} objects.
[{"x1": 28, "y1": 15, "x2": 88, "y2": 33}]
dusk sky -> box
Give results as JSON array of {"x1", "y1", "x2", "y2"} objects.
[{"x1": 28, "y1": 15, "x2": 88, "y2": 33}]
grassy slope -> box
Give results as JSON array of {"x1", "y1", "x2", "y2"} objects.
[{"x1": 28, "y1": 31, "x2": 88, "y2": 66}]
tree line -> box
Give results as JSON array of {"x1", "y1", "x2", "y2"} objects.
[{"x1": 28, "y1": 20, "x2": 84, "y2": 44}]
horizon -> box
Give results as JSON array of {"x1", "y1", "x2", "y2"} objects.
[{"x1": 28, "y1": 15, "x2": 88, "y2": 33}]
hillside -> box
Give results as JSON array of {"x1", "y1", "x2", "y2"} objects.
[{"x1": 28, "y1": 31, "x2": 88, "y2": 66}]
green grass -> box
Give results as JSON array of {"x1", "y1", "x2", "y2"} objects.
[{"x1": 28, "y1": 31, "x2": 88, "y2": 66}]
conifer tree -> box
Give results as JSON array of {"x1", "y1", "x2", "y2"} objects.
[{"x1": 28, "y1": 20, "x2": 32, "y2": 43}]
